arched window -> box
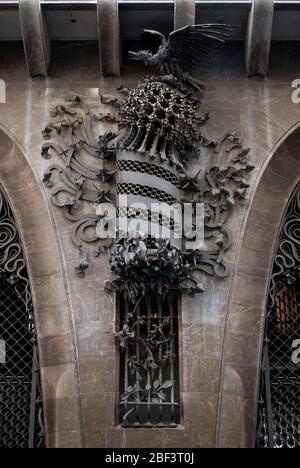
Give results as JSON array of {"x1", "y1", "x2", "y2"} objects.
[
  {"x1": 256, "y1": 185, "x2": 300, "y2": 448},
  {"x1": 0, "y1": 189, "x2": 44, "y2": 448}
]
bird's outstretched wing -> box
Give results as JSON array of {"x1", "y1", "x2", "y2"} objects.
[{"x1": 167, "y1": 24, "x2": 233, "y2": 70}]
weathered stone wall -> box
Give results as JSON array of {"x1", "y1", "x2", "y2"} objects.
[{"x1": 0, "y1": 40, "x2": 299, "y2": 448}]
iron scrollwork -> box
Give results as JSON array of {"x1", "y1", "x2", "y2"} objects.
[{"x1": 41, "y1": 87, "x2": 253, "y2": 287}]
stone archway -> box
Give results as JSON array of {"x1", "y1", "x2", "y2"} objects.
[
  {"x1": 0, "y1": 125, "x2": 83, "y2": 448},
  {"x1": 216, "y1": 122, "x2": 300, "y2": 448}
]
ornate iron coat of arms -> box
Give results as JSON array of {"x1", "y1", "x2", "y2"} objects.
[{"x1": 41, "y1": 24, "x2": 254, "y2": 427}]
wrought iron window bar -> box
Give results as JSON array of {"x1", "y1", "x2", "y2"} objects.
[{"x1": 118, "y1": 292, "x2": 180, "y2": 427}]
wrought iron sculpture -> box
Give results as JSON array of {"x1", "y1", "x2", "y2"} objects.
[
  {"x1": 41, "y1": 92, "x2": 253, "y2": 290},
  {"x1": 41, "y1": 23, "x2": 254, "y2": 427},
  {"x1": 128, "y1": 25, "x2": 232, "y2": 92},
  {"x1": 0, "y1": 190, "x2": 44, "y2": 448},
  {"x1": 106, "y1": 237, "x2": 205, "y2": 303},
  {"x1": 256, "y1": 186, "x2": 300, "y2": 449},
  {"x1": 118, "y1": 76, "x2": 201, "y2": 163}
]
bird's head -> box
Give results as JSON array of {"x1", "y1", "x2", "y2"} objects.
[
  {"x1": 128, "y1": 29, "x2": 167, "y2": 66},
  {"x1": 128, "y1": 50, "x2": 154, "y2": 66}
]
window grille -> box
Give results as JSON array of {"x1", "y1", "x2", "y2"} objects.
[
  {"x1": 117, "y1": 292, "x2": 180, "y2": 427},
  {"x1": 256, "y1": 186, "x2": 300, "y2": 448},
  {"x1": 0, "y1": 190, "x2": 44, "y2": 448}
]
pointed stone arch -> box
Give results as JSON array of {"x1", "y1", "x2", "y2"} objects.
[
  {"x1": 0, "y1": 125, "x2": 83, "y2": 448},
  {"x1": 217, "y1": 122, "x2": 300, "y2": 448}
]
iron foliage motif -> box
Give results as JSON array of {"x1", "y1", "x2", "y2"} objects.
[
  {"x1": 256, "y1": 185, "x2": 300, "y2": 448},
  {"x1": 0, "y1": 190, "x2": 44, "y2": 448}
]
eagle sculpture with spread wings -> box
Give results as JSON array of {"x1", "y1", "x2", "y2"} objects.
[{"x1": 129, "y1": 24, "x2": 233, "y2": 91}]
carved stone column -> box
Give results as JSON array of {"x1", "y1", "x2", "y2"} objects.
[
  {"x1": 97, "y1": 0, "x2": 121, "y2": 77},
  {"x1": 19, "y1": 0, "x2": 51, "y2": 77},
  {"x1": 174, "y1": 0, "x2": 196, "y2": 30},
  {"x1": 245, "y1": 0, "x2": 274, "y2": 76}
]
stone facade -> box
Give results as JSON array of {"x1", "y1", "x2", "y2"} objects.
[{"x1": 0, "y1": 40, "x2": 300, "y2": 448}]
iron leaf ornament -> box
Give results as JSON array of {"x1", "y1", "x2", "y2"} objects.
[{"x1": 105, "y1": 237, "x2": 206, "y2": 303}]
